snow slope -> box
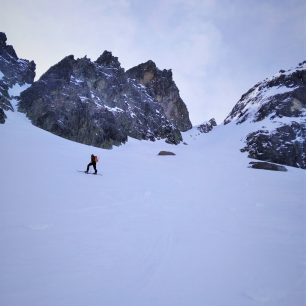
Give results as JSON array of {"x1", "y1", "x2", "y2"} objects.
[{"x1": 0, "y1": 103, "x2": 305, "y2": 306}]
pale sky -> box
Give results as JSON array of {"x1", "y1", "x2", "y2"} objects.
[{"x1": 1, "y1": 0, "x2": 305, "y2": 124}]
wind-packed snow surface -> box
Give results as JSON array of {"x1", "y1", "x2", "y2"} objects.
[{"x1": 1, "y1": 102, "x2": 305, "y2": 306}]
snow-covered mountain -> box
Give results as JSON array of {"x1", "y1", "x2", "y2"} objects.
[
  {"x1": 224, "y1": 61, "x2": 306, "y2": 169},
  {"x1": 18, "y1": 51, "x2": 191, "y2": 148},
  {"x1": 0, "y1": 32, "x2": 35, "y2": 123},
  {"x1": 2, "y1": 31, "x2": 305, "y2": 171},
  {"x1": 0, "y1": 33, "x2": 305, "y2": 306},
  {"x1": 1, "y1": 88, "x2": 305, "y2": 306}
]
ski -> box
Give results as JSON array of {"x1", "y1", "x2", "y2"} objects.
[{"x1": 77, "y1": 170, "x2": 102, "y2": 176}]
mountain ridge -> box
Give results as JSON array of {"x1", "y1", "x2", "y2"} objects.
[
  {"x1": 1, "y1": 32, "x2": 305, "y2": 169},
  {"x1": 18, "y1": 50, "x2": 190, "y2": 148}
]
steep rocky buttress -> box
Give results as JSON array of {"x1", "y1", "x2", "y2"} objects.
[
  {"x1": 126, "y1": 60, "x2": 192, "y2": 132},
  {"x1": 19, "y1": 51, "x2": 190, "y2": 148}
]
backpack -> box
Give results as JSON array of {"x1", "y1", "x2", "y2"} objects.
[{"x1": 95, "y1": 156, "x2": 99, "y2": 163}]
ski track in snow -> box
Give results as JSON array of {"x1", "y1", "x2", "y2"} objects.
[{"x1": 0, "y1": 105, "x2": 305, "y2": 306}]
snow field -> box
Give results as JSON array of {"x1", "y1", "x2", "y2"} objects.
[{"x1": 0, "y1": 106, "x2": 305, "y2": 306}]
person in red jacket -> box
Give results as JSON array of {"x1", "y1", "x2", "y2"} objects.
[{"x1": 85, "y1": 154, "x2": 98, "y2": 174}]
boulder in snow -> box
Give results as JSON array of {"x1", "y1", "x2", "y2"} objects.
[
  {"x1": 158, "y1": 151, "x2": 176, "y2": 156},
  {"x1": 248, "y1": 161, "x2": 288, "y2": 172}
]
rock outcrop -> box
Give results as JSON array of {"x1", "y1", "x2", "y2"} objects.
[
  {"x1": 0, "y1": 32, "x2": 35, "y2": 123},
  {"x1": 224, "y1": 61, "x2": 306, "y2": 169},
  {"x1": 19, "y1": 51, "x2": 190, "y2": 148},
  {"x1": 126, "y1": 60, "x2": 192, "y2": 132},
  {"x1": 158, "y1": 151, "x2": 176, "y2": 156},
  {"x1": 197, "y1": 118, "x2": 217, "y2": 134},
  {"x1": 248, "y1": 161, "x2": 288, "y2": 172}
]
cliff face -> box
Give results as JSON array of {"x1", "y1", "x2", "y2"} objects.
[
  {"x1": 224, "y1": 61, "x2": 306, "y2": 169},
  {"x1": 0, "y1": 32, "x2": 35, "y2": 123},
  {"x1": 19, "y1": 52, "x2": 188, "y2": 148},
  {"x1": 126, "y1": 60, "x2": 192, "y2": 132}
]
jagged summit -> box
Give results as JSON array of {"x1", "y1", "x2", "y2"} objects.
[
  {"x1": 0, "y1": 32, "x2": 35, "y2": 83},
  {"x1": 1, "y1": 32, "x2": 192, "y2": 147},
  {"x1": 40, "y1": 55, "x2": 75, "y2": 82},
  {"x1": 126, "y1": 61, "x2": 192, "y2": 131},
  {"x1": 0, "y1": 32, "x2": 7, "y2": 46},
  {"x1": 19, "y1": 52, "x2": 188, "y2": 148},
  {"x1": 126, "y1": 60, "x2": 172, "y2": 85},
  {"x1": 0, "y1": 32, "x2": 18, "y2": 59},
  {"x1": 95, "y1": 51, "x2": 121, "y2": 68}
]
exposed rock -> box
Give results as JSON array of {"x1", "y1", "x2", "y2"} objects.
[
  {"x1": 0, "y1": 32, "x2": 36, "y2": 123},
  {"x1": 158, "y1": 151, "x2": 176, "y2": 156},
  {"x1": 0, "y1": 32, "x2": 17, "y2": 59},
  {"x1": 126, "y1": 61, "x2": 192, "y2": 132},
  {"x1": 225, "y1": 61, "x2": 306, "y2": 169},
  {"x1": 248, "y1": 161, "x2": 288, "y2": 172},
  {"x1": 197, "y1": 118, "x2": 217, "y2": 133},
  {"x1": 19, "y1": 52, "x2": 184, "y2": 148},
  {"x1": 96, "y1": 51, "x2": 121, "y2": 69},
  {"x1": 0, "y1": 32, "x2": 7, "y2": 46},
  {"x1": 0, "y1": 108, "x2": 6, "y2": 123},
  {"x1": 241, "y1": 122, "x2": 306, "y2": 168},
  {"x1": 224, "y1": 62, "x2": 306, "y2": 125}
]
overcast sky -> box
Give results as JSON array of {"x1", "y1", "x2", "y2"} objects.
[{"x1": 1, "y1": 0, "x2": 305, "y2": 124}]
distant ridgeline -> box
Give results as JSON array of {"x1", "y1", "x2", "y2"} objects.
[{"x1": 1, "y1": 31, "x2": 305, "y2": 169}]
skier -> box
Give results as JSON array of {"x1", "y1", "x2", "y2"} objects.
[{"x1": 85, "y1": 154, "x2": 98, "y2": 174}]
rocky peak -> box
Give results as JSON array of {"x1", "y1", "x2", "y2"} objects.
[
  {"x1": 224, "y1": 62, "x2": 306, "y2": 125},
  {"x1": 143, "y1": 60, "x2": 157, "y2": 69},
  {"x1": 95, "y1": 51, "x2": 121, "y2": 69},
  {"x1": 19, "y1": 53, "x2": 183, "y2": 148},
  {"x1": 0, "y1": 32, "x2": 18, "y2": 59},
  {"x1": 224, "y1": 61, "x2": 306, "y2": 169},
  {"x1": 126, "y1": 61, "x2": 192, "y2": 132},
  {"x1": 132, "y1": 60, "x2": 157, "y2": 84},
  {"x1": 127, "y1": 60, "x2": 170, "y2": 86},
  {"x1": 0, "y1": 32, "x2": 7, "y2": 47},
  {"x1": 41, "y1": 55, "x2": 75, "y2": 82},
  {"x1": 0, "y1": 32, "x2": 36, "y2": 123}
]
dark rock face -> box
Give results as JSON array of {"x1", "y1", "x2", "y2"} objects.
[
  {"x1": 19, "y1": 52, "x2": 185, "y2": 148},
  {"x1": 197, "y1": 118, "x2": 217, "y2": 133},
  {"x1": 96, "y1": 51, "x2": 121, "y2": 68},
  {"x1": 224, "y1": 61, "x2": 306, "y2": 169},
  {"x1": 248, "y1": 161, "x2": 287, "y2": 172},
  {"x1": 0, "y1": 32, "x2": 36, "y2": 122},
  {"x1": 126, "y1": 61, "x2": 192, "y2": 132},
  {"x1": 241, "y1": 122, "x2": 306, "y2": 168},
  {"x1": 0, "y1": 108, "x2": 6, "y2": 123}
]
